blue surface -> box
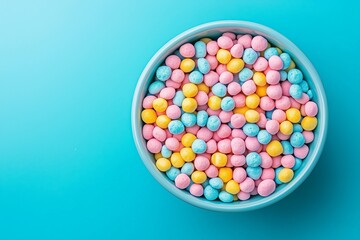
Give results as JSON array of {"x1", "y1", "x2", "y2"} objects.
[{"x1": 0, "y1": 0, "x2": 360, "y2": 239}]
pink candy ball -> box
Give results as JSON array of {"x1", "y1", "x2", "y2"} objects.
[
  {"x1": 223, "y1": 32, "x2": 236, "y2": 40},
  {"x1": 217, "y1": 36, "x2": 234, "y2": 49},
  {"x1": 240, "y1": 177, "x2": 255, "y2": 193},
  {"x1": 294, "y1": 145, "x2": 309, "y2": 159},
  {"x1": 231, "y1": 155, "x2": 246, "y2": 167},
  {"x1": 257, "y1": 179, "x2": 276, "y2": 197},
  {"x1": 267, "y1": 84, "x2": 283, "y2": 100},
  {"x1": 217, "y1": 124, "x2": 232, "y2": 138},
  {"x1": 218, "y1": 139, "x2": 232, "y2": 153},
  {"x1": 231, "y1": 113, "x2": 246, "y2": 128},
  {"x1": 238, "y1": 34, "x2": 252, "y2": 48},
  {"x1": 257, "y1": 113, "x2": 268, "y2": 128},
  {"x1": 268, "y1": 55, "x2": 283, "y2": 70},
  {"x1": 171, "y1": 69, "x2": 185, "y2": 83},
  {"x1": 205, "y1": 165, "x2": 218, "y2": 178},
  {"x1": 206, "y1": 139, "x2": 218, "y2": 154},
  {"x1": 189, "y1": 184, "x2": 204, "y2": 197},
  {"x1": 153, "y1": 126, "x2": 166, "y2": 142},
  {"x1": 272, "y1": 109, "x2": 286, "y2": 122},
  {"x1": 219, "y1": 71, "x2": 234, "y2": 84},
  {"x1": 260, "y1": 152, "x2": 273, "y2": 168},
  {"x1": 166, "y1": 105, "x2": 181, "y2": 119},
  {"x1": 281, "y1": 81, "x2": 292, "y2": 97},
  {"x1": 175, "y1": 173, "x2": 191, "y2": 189},
  {"x1": 204, "y1": 71, "x2": 219, "y2": 87},
  {"x1": 194, "y1": 156, "x2": 210, "y2": 171},
  {"x1": 146, "y1": 138, "x2": 162, "y2": 153},
  {"x1": 242, "y1": 80, "x2": 256, "y2": 95},
  {"x1": 237, "y1": 191, "x2": 250, "y2": 200},
  {"x1": 253, "y1": 57, "x2": 269, "y2": 72},
  {"x1": 245, "y1": 137, "x2": 261, "y2": 152},
  {"x1": 195, "y1": 91, "x2": 209, "y2": 106},
  {"x1": 266, "y1": 120, "x2": 280, "y2": 134},
  {"x1": 231, "y1": 137, "x2": 246, "y2": 154},
  {"x1": 281, "y1": 155, "x2": 296, "y2": 168},
  {"x1": 276, "y1": 96, "x2": 291, "y2": 110},
  {"x1": 179, "y1": 43, "x2": 195, "y2": 58},
  {"x1": 233, "y1": 94, "x2": 246, "y2": 107},
  {"x1": 143, "y1": 124, "x2": 154, "y2": 140},
  {"x1": 232, "y1": 129, "x2": 246, "y2": 139},
  {"x1": 303, "y1": 131, "x2": 315, "y2": 143},
  {"x1": 260, "y1": 96, "x2": 275, "y2": 111},
  {"x1": 159, "y1": 87, "x2": 175, "y2": 100},
  {"x1": 305, "y1": 101, "x2": 318, "y2": 116},
  {"x1": 261, "y1": 168, "x2": 275, "y2": 180},
  {"x1": 266, "y1": 70, "x2": 281, "y2": 85},
  {"x1": 165, "y1": 55, "x2": 181, "y2": 69},
  {"x1": 216, "y1": 64, "x2": 227, "y2": 75},
  {"x1": 165, "y1": 137, "x2": 179, "y2": 151},
  {"x1": 142, "y1": 95, "x2": 156, "y2": 109},
  {"x1": 186, "y1": 125, "x2": 200, "y2": 135},
  {"x1": 166, "y1": 80, "x2": 181, "y2": 89},
  {"x1": 219, "y1": 111, "x2": 233, "y2": 123},
  {"x1": 206, "y1": 41, "x2": 219, "y2": 55},
  {"x1": 251, "y1": 36, "x2": 268, "y2": 51},
  {"x1": 272, "y1": 156, "x2": 282, "y2": 168},
  {"x1": 233, "y1": 167, "x2": 247, "y2": 183},
  {"x1": 205, "y1": 55, "x2": 219, "y2": 70},
  {"x1": 230, "y1": 44, "x2": 244, "y2": 58},
  {"x1": 227, "y1": 82, "x2": 241, "y2": 96}
]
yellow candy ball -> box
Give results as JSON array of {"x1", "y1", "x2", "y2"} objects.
[
  {"x1": 266, "y1": 140, "x2": 283, "y2": 157},
  {"x1": 154, "y1": 153, "x2": 163, "y2": 160},
  {"x1": 182, "y1": 97, "x2": 197, "y2": 113},
  {"x1": 226, "y1": 180, "x2": 240, "y2": 194},
  {"x1": 170, "y1": 152, "x2": 185, "y2": 168},
  {"x1": 286, "y1": 60, "x2": 296, "y2": 71},
  {"x1": 180, "y1": 59, "x2": 195, "y2": 73},
  {"x1": 182, "y1": 83, "x2": 198, "y2": 98},
  {"x1": 181, "y1": 133, "x2": 197, "y2": 147},
  {"x1": 180, "y1": 147, "x2": 196, "y2": 162},
  {"x1": 197, "y1": 83, "x2": 210, "y2": 93},
  {"x1": 219, "y1": 167, "x2": 233, "y2": 183},
  {"x1": 201, "y1": 38, "x2": 212, "y2": 44},
  {"x1": 246, "y1": 94, "x2": 260, "y2": 109},
  {"x1": 152, "y1": 98, "x2": 168, "y2": 112},
  {"x1": 216, "y1": 49, "x2": 232, "y2": 64},
  {"x1": 286, "y1": 108, "x2": 301, "y2": 123},
  {"x1": 191, "y1": 171, "x2": 207, "y2": 184},
  {"x1": 280, "y1": 120, "x2": 294, "y2": 135},
  {"x1": 245, "y1": 109, "x2": 260, "y2": 123},
  {"x1": 211, "y1": 152, "x2": 228, "y2": 167},
  {"x1": 253, "y1": 72, "x2": 267, "y2": 86},
  {"x1": 301, "y1": 116, "x2": 318, "y2": 131},
  {"x1": 256, "y1": 84, "x2": 268, "y2": 97},
  {"x1": 156, "y1": 158, "x2": 171, "y2": 172},
  {"x1": 208, "y1": 95, "x2": 222, "y2": 110},
  {"x1": 227, "y1": 58, "x2": 245, "y2": 73},
  {"x1": 156, "y1": 115, "x2": 171, "y2": 129},
  {"x1": 141, "y1": 109, "x2": 157, "y2": 124},
  {"x1": 278, "y1": 168, "x2": 294, "y2": 183},
  {"x1": 233, "y1": 106, "x2": 249, "y2": 115}
]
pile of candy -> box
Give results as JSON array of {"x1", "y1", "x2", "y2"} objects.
[{"x1": 141, "y1": 32, "x2": 318, "y2": 202}]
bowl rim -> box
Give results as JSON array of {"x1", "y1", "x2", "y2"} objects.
[{"x1": 132, "y1": 20, "x2": 328, "y2": 212}]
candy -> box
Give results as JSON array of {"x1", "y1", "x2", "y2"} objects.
[{"x1": 141, "y1": 32, "x2": 319, "y2": 203}]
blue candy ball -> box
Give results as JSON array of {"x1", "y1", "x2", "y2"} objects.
[
  {"x1": 161, "y1": 145, "x2": 172, "y2": 158},
  {"x1": 280, "y1": 70, "x2": 287, "y2": 81},
  {"x1": 197, "y1": 110, "x2": 209, "y2": 127},
  {"x1": 209, "y1": 177, "x2": 224, "y2": 190},
  {"x1": 265, "y1": 110, "x2": 274, "y2": 119},
  {"x1": 246, "y1": 166, "x2": 262, "y2": 180},
  {"x1": 300, "y1": 80, "x2": 309, "y2": 92},
  {"x1": 307, "y1": 89, "x2": 313, "y2": 99},
  {"x1": 173, "y1": 90, "x2": 185, "y2": 106},
  {"x1": 257, "y1": 130, "x2": 272, "y2": 144},
  {"x1": 166, "y1": 167, "x2": 180, "y2": 181},
  {"x1": 197, "y1": 58, "x2": 211, "y2": 74},
  {"x1": 181, "y1": 162, "x2": 194, "y2": 175},
  {"x1": 292, "y1": 158, "x2": 303, "y2": 171},
  {"x1": 243, "y1": 123, "x2": 260, "y2": 137},
  {"x1": 243, "y1": 48, "x2": 258, "y2": 64},
  {"x1": 189, "y1": 70, "x2": 203, "y2": 84},
  {"x1": 239, "y1": 67, "x2": 254, "y2": 82},
  {"x1": 264, "y1": 47, "x2": 279, "y2": 59},
  {"x1": 221, "y1": 96, "x2": 235, "y2": 111},
  {"x1": 288, "y1": 69, "x2": 303, "y2": 84},
  {"x1": 219, "y1": 191, "x2": 234, "y2": 203},
  {"x1": 289, "y1": 84, "x2": 303, "y2": 99},
  {"x1": 194, "y1": 41, "x2": 206, "y2": 58},
  {"x1": 293, "y1": 123, "x2": 303, "y2": 132},
  {"x1": 181, "y1": 113, "x2": 197, "y2": 127},
  {"x1": 156, "y1": 65, "x2": 172, "y2": 81},
  {"x1": 168, "y1": 120, "x2": 185, "y2": 134},
  {"x1": 290, "y1": 132, "x2": 305, "y2": 148},
  {"x1": 207, "y1": 115, "x2": 221, "y2": 131},
  {"x1": 246, "y1": 152, "x2": 262, "y2": 167},
  {"x1": 275, "y1": 167, "x2": 284, "y2": 184},
  {"x1": 281, "y1": 140, "x2": 294, "y2": 155},
  {"x1": 148, "y1": 80, "x2": 165, "y2": 95},
  {"x1": 192, "y1": 139, "x2": 207, "y2": 154},
  {"x1": 204, "y1": 186, "x2": 219, "y2": 201},
  {"x1": 280, "y1": 53, "x2": 291, "y2": 69},
  {"x1": 212, "y1": 83, "x2": 227, "y2": 97}
]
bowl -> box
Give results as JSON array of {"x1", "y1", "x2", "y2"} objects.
[{"x1": 132, "y1": 20, "x2": 328, "y2": 212}]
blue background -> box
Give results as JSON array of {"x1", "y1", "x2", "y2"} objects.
[{"x1": 1, "y1": 0, "x2": 360, "y2": 239}]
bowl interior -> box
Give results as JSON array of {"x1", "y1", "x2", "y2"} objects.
[{"x1": 132, "y1": 21, "x2": 327, "y2": 212}]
